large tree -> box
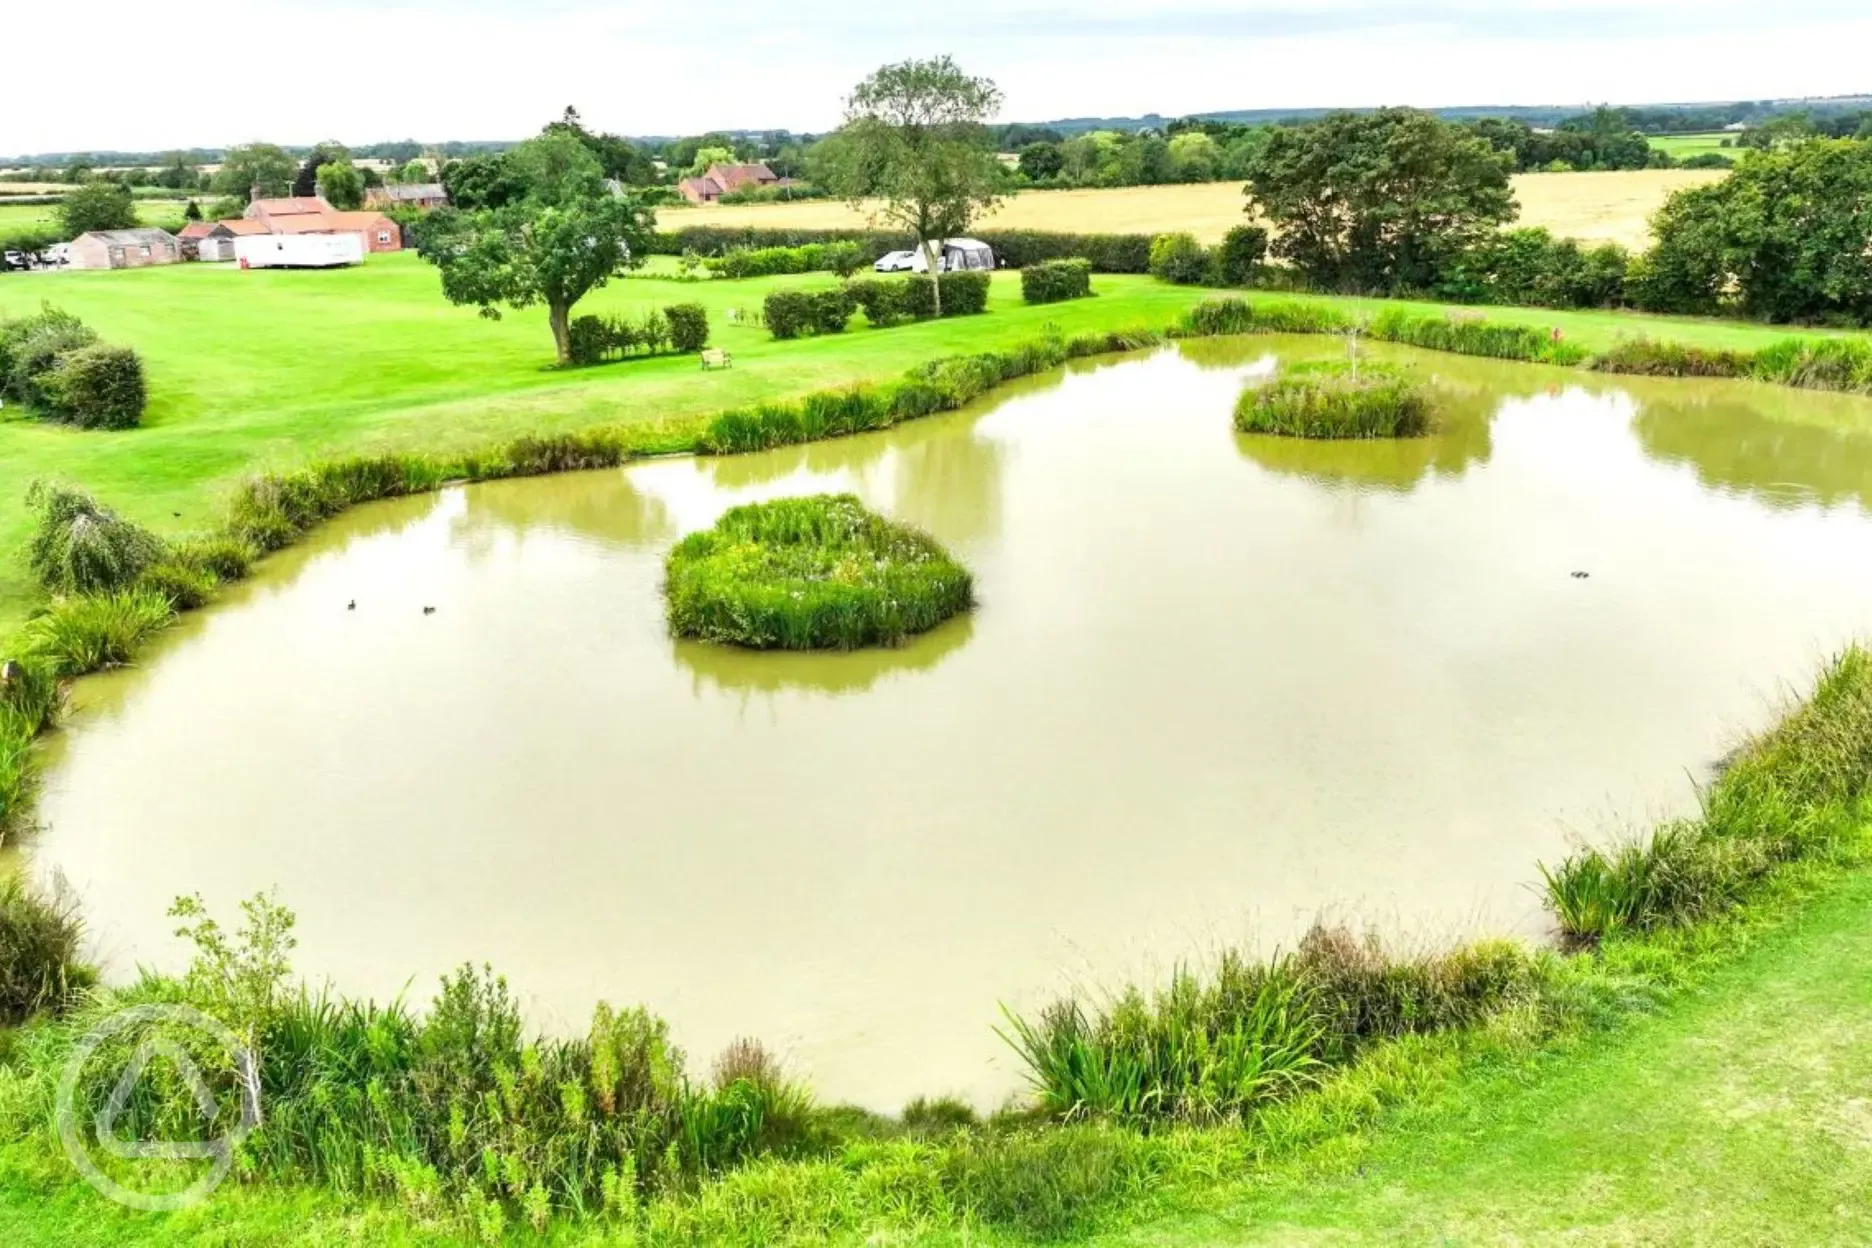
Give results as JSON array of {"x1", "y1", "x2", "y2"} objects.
[
  {"x1": 418, "y1": 132, "x2": 654, "y2": 363},
  {"x1": 1246, "y1": 108, "x2": 1517, "y2": 292},
  {"x1": 57, "y1": 181, "x2": 137, "y2": 238},
  {"x1": 829, "y1": 56, "x2": 1004, "y2": 314},
  {"x1": 1632, "y1": 140, "x2": 1872, "y2": 323},
  {"x1": 315, "y1": 159, "x2": 365, "y2": 210},
  {"x1": 211, "y1": 143, "x2": 296, "y2": 200},
  {"x1": 292, "y1": 141, "x2": 350, "y2": 197}
]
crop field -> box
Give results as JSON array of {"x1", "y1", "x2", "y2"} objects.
[
  {"x1": 1648, "y1": 132, "x2": 1737, "y2": 158},
  {"x1": 0, "y1": 199, "x2": 190, "y2": 234},
  {"x1": 663, "y1": 170, "x2": 1727, "y2": 250}
]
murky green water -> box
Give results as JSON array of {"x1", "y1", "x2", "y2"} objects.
[{"x1": 29, "y1": 338, "x2": 1872, "y2": 1109}]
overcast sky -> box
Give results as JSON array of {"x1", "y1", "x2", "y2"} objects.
[{"x1": 6, "y1": 0, "x2": 1870, "y2": 154}]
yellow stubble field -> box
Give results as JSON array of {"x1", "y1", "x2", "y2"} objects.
[{"x1": 662, "y1": 169, "x2": 1726, "y2": 251}]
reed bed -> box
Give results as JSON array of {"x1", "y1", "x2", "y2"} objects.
[
  {"x1": 664, "y1": 494, "x2": 973, "y2": 650},
  {"x1": 1236, "y1": 362, "x2": 1433, "y2": 439}
]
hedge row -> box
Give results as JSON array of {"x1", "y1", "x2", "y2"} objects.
[
  {"x1": 706, "y1": 241, "x2": 864, "y2": 280},
  {"x1": 650, "y1": 226, "x2": 1160, "y2": 274},
  {"x1": 765, "y1": 273, "x2": 994, "y2": 339},
  {"x1": 566, "y1": 303, "x2": 710, "y2": 364}
]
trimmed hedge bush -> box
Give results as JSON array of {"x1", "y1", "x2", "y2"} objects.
[
  {"x1": 664, "y1": 494, "x2": 974, "y2": 650},
  {"x1": 706, "y1": 241, "x2": 864, "y2": 280},
  {"x1": 901, "y1": 271, "x2": 991, "y2": 318},
  {"x1": 664, "y1": 303, "x2": 710, "y2": 353},
  {"x1": 1021, "y1": 259, "x2": 1093, "y2": 305},
  {"x1": 1236, "y1": 361, "x2": 1433, "y2": 439},
  {"x1": 764, "y1": 289, "x2": 855, "y2": 340}
]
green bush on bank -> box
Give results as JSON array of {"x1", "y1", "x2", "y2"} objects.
[
  {"x1": 1369, "y1": 307, "x2": 1589, "y2": 365},
  {"x1": 706, "y1": 241, "x2": 863, "y2": 280},
  {"x1": 1149, "y1": 232, "x2": 1212, "y2": 285},
  {"x1": 0, "y1": 305, "x2": 148, "y2": 430},
  {"x1": 1542, "y1": 645, "x2": 1872, "y2": 948},
  {"x1": 1003, "y1": 927, "x2": 1536, "y2": 1125},
  {"x1": 1236, "y1": 361, "x2": 1434, "y2": 439},
  {"x1": 664, "y1": 494, "x2": 973, "y2": 650},
  {"x1": 24, "y1": 482, "x2": 168, "y2": 596},
  {"x1": 0, "y1": 873, "x2": 90, "y2": 1023},
  {"x1": 1021, "y1": 258, "x2": 1093, "y2": 305}
]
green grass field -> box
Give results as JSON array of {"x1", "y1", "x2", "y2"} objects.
[
  {"x1": 0, "y1": 200, "x2": 189, "y2": 236},
  {"x1": 1648, "y1": 132, "x2": 1737, "y2": 159},
  {"x1": 4, "y1": 252, "x2": 1862, "y2": 639}
]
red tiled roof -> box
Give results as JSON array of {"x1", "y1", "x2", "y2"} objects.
[
  {"x1": 249, "y1": 197, "x2": 331, "y2": 216},
  {"x1": 177, "y1": 221, "x2": 217, "y2": 239}
]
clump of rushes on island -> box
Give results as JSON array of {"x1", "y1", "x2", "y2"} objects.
[
  {"x1": 1236, "y1": 360, "x2": 1434, "y2": 439},
  {"x1": 664, "y1": 494, "x2": 973, "y2": 650}
]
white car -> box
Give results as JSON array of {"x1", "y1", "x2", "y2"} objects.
[{"x1": 873, "y1": 250, "x2": 918, "y2": 273}]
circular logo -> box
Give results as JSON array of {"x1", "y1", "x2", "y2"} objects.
[{"x1": 54, "y1": 1003, "x2": 261, "y2": 1211}]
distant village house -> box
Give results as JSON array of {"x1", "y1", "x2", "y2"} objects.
[
  {"x1": 365, "y1": 182, "x2": 449, "y2": 211},
  {"x1": 676, "y1": 161, "x2": 795, "y2": 204},
  {"x1": 187, "y1": 191, "x2": 404, "y2": 261}
]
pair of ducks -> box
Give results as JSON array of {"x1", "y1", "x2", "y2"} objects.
[{"x1": 347, "y1": 601, "x2": 436, "y2": 614}]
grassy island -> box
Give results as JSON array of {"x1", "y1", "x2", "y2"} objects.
[
  {"x1": 664, "y1": 494, "x2": 973, "y2": 650},
  {"x1": 1235, "y1": 361, "x2": 1434, "y2": 439}
]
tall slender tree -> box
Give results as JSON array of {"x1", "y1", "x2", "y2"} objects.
[{"x1": 830, "y1": 57, "x2": 1003, "y2": 315}]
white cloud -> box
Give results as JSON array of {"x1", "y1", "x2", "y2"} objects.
[{"x1": 4, "y1": 1, "x2": 1868, "y2": 154}]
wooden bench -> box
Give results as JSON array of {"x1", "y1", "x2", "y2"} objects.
[{"x1": 700, "y1": 348, "x2": 733, "y2": 370}]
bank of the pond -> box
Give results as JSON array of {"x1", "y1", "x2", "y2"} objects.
[{"x1": 2, "y1": 644, "x2": 1868, "y2": 1245}]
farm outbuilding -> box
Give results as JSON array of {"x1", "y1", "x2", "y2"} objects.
[{"x1": 66, "y1": 228, "x2": 182, "y2": 270}]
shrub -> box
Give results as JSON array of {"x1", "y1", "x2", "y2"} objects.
[
  {"x1": 1021, "y1": 259, "x2": 1093, "y2": 305},
  {"x1": 40, "y1": 343, "x2": 148, "y2": 429},
  {"x1": 762, "y1": 290, "x2": 813, "y2": 340},
  {"x1": 808, "y1": 289, "x2": 855, "y2": 335},
  {"x1": 663, "y1": 303, "x2": 710, "y2": 353},
  {"x1": 1235, "y1": 361, "x2": 1434, "y2": 439},
  {"x1": 901, "y1": 271, "x2": 992, "y2": 318},
  {"x1": 1214, "y1": 225, "x2": 1271, "y2": 287},
  {"x1": 822, "y1": 241, "x2": 863, "y2": 278},
  {"x1": 664, "y1": 494, "x2": 973, "y2": 650},
  {"x1": 1148, "y1": 232, "x2": 1211, "y2": 285},
  {"x1": 845, "y1": 278, "x2": 908, "y2": 326},
  {"x1": 763, "y1": 289, "x2": 856, "y2": 339},
  {"x1": 19, "y1": 590, "x2": 175, "y2": 677},
  {"x1": 565, "y1": 315, "x2": 614, "y2": 365},
  {"x1": 1436, "y1": 228, "x2": 1632, "y2": 310},
  {"x1": 0, "y1": 306, "x2": 97, "y2": 410},
  {"x1": 25, "y1": 482, "x2": 169, "y2": 596},
  {"x1": 0, "y1": 873, "x2": 91, "y2": 1024}
]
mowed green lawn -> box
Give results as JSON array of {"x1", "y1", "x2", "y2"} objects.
[
  {"x1": 0, "y1": 251, "x2": 1865, "y2": 636},
  {"x1": 0, "y1": 200, "x2": 188, "y2": 234}
]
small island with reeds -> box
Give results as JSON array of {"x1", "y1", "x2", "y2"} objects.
[
  {"x1": 1235, "y1": 360, "x2": 1434, "y2": 440},
  {"x1": 664, "y1": 493, "x2": 974, "y2": 650}
]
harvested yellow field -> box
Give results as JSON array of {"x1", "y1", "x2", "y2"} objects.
[{"x1": 663, "y1": 170, "x2": 1726, "y2": 251}]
